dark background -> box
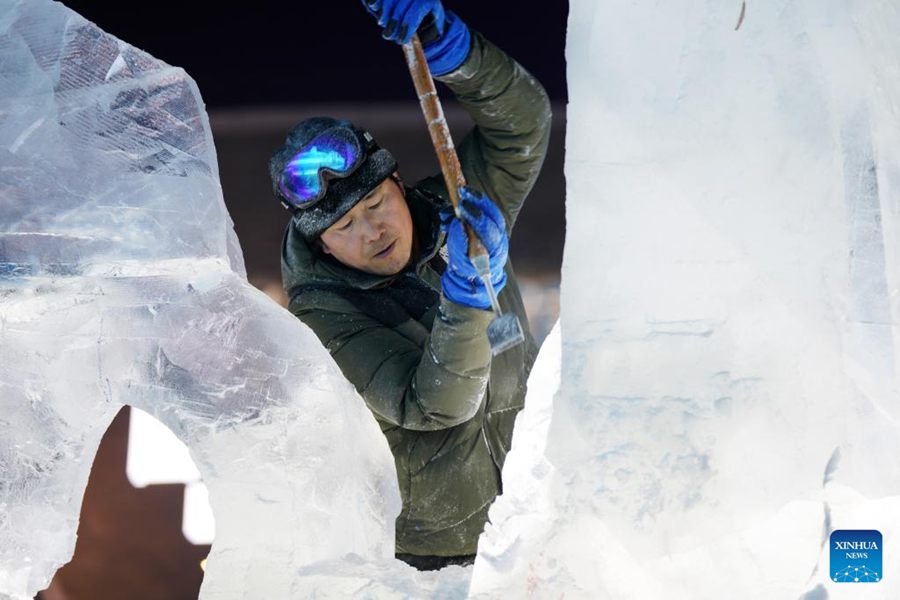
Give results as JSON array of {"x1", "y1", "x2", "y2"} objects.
[
  {"x1": 38, "y1": 1, "x2": 568, "y2": 598},
  {"x1": 61, "y1": 0, "x2": 568, "y2": 107}
]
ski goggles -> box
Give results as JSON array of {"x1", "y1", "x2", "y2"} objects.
[{"x1": 278, "y1": 126, "x2": 375, "y2": 211}]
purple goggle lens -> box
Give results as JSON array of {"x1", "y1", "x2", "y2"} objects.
[{"x1": 279, "y1": 127, "x2": 366, "y2": 210}]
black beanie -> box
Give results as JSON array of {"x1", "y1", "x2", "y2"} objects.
[{"x1": 268, "y1": 116, "x2": 398, "y2": 241}]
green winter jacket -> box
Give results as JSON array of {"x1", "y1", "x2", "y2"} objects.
[{"x1": 281, "y1": 31, "x2": 551, "y2": 557}]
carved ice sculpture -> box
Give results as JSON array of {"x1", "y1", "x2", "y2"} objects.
[
  {"x1": 470, "y1": 1, "x2": 900, "y2": 598},
  {"x1": 0, "y1": 1, "x2": 475, "y2": 597}
]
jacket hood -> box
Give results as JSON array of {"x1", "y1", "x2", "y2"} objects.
[{"x1": 281, "y1": 184, "x2": 450, "y2": 299}]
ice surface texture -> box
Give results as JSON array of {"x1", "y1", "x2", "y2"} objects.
[
  {"x1": 0, "y1": 1, "x2": 470, "y2": 597},
  {"x1": 470, "y1": 0, "x2": 900, "y2": 598}
]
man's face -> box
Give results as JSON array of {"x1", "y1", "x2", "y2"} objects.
[{"x1": 319, "y1": 175, "x2": 414, "y2": 276}]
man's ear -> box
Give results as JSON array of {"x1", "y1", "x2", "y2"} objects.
[
  {"x1": 318, "y1": 238, "x2": 332, "y2": 255},
  {"x1": 392, "y1": 170, "x2": 404, "y2": 193}
]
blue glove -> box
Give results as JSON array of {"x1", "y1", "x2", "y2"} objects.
[
  {"x1": 421, "y1": 10, "x2": 471, "y2": 76},
  {"x1": 440, "y1": 187, "x2": 508, "y2": 310},
  {"x1": 360, "y1": 0, "x2": 471, "y2": 75}
]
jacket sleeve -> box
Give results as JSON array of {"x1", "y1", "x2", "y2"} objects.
[
  {"x1": 418, "y1": 30, "x2": 552, "y2": 234},
  {"x1": 294, "y1": 295, "x2": 493, "y2": 432}
]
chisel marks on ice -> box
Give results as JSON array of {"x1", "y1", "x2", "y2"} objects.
[
  {"x1": 645, "y1": 318, "x2": 722, "y2": 338},
  {"x1": 735, "y1": 1, "x2": 747, "y2": 31},
  {"x1": 842, "y1": 106, "x2": 895, "y2": 385}
]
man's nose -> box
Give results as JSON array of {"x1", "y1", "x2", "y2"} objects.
[{"x1": 360, "y1": 216, "x2": 383, "y2": 243}]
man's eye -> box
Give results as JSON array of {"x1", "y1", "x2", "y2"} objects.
[
  {"x1": 369, "y1": 199, "x2": 384, "y2": 210},
  {"x1": 338, "y1": 220, "x2": 352, "y2": 231}
]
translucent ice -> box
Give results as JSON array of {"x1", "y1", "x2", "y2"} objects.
[
  {"x1": 0, "y1": 1, "x2": 470, "y2": 597},
  {"x1": 470, "y1": 0, "x2": 900, "y2": 597}
]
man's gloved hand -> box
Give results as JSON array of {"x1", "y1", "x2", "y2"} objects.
[
  {"x1": 359, "y1": 0, "x2": 472, "y2": 76},
  {"x1": 360, "y1": 0, "x2": 444, "y2": 43},
  {"x1": 440, "y1": 187, "x2": 508, "y2": 310}
]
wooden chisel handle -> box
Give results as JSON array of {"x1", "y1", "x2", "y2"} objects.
[{"x1": 402, "y1": 34, "x2": 488, "y2": 261}]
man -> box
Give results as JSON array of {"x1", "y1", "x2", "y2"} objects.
[{"x1": 269, "y1": 0, "x2": 551, "y2": 570}]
